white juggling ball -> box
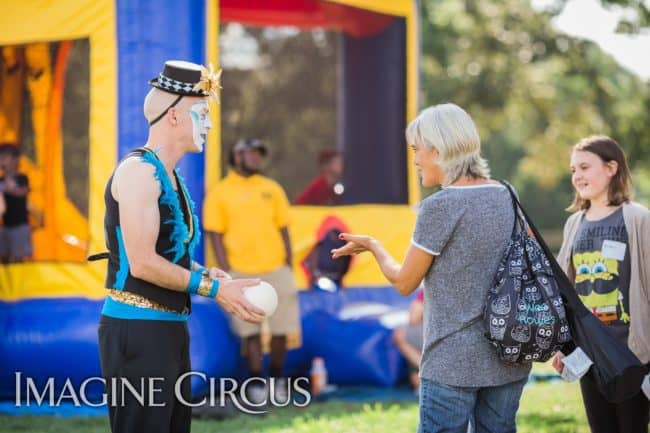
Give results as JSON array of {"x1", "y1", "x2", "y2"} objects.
[{"x1": 244, "y1": 281, "x2": 278, "y2": 317}]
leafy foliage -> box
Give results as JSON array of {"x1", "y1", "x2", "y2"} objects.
[
  {"x1": 219, "y1": 1, "x2": 649, "y2": 226},
  {"x1": 220, "y1": 27, "x2": 338, "y2": 202},
  {"x1": 420, "y1": 0, "x2": 650, "y2": 228}
]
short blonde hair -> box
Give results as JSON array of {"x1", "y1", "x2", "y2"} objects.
[{"x1": 405, "y1": 103, "x2": 490, "y2": 185}]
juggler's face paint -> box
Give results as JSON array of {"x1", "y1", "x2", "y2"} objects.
[{"x1": 189, "y1": 101, "x2": 212, "y2": 151}]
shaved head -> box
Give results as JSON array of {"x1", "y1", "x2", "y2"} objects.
[
  {"x1": 143, "y1": 88, "x2": 208, "y2": 126},
  {"x1": 143, "y1": 88, "x2": 181, "y2": 123}
]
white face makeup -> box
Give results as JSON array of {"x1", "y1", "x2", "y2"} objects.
[{"x1": 189, "y1": 101, "x2": 212, "y2": 151}]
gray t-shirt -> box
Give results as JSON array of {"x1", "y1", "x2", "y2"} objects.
[
  {"x1": 412, "y1": 183, "x2": 531, "y2": 387},
  {"x1": 572, "y1": 208, "x2": 631, "y2": 343}
]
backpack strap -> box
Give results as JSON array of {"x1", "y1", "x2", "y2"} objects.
[{"x1": 499, "y1": 180, "x2": 587, "y2": 316}]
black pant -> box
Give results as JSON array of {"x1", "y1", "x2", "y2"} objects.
[
  {"x1": 98, "y1": 315, "x2": 191, "y2": 433},
  {"x1": 580, "y1": 372, "x2": 649, "y2": 433}
]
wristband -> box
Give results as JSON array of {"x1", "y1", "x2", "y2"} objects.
[
  {"x1": 208, "y1": 279, "x2": 218, "y2": 297},
  {"x1": 186, "y1": 270, "x2": 202, "y2": 294},
  {"x1": 197, "y1": 274, "x2": 219, "y2": 298},
  {"x1": 208, "y1": 278, "x2": 219, "y2": 298}
]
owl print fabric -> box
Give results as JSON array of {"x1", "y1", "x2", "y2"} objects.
[{"x1": 484, "y1": 186, "x2": 571, "y2": 364}]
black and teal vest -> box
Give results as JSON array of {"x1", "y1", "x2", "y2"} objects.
[{"x1": 102, "y1": 147, "x2": 200, "y2": 313}]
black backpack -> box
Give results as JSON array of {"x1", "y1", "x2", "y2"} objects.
[{"x1": 483, "y1": 182, "x2": 571, "y2": 363}]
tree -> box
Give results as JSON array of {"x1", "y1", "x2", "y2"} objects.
[
  {"x1": 219, "y1": 26, "x2": 338, "y2": 201},
  {"x1": 420, "y1": 0, "x2": 650, "y2": 232}
]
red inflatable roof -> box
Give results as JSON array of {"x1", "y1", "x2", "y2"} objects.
[{"x1": 220, "y1": 0, "x2": 395, "y2": 37}]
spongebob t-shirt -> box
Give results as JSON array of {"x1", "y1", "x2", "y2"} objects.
[{"x1": 572, "y1": 208, "x2": 631, "y2": 342}]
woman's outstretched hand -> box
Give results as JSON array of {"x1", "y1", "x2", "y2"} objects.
[{"x1": 331, "y1": 233, "x2": 376, "y2": 259}]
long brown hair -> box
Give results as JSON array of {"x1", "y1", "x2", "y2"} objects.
[{"x1": 567, "y1": 135, "x2": 633, "y2": 212}]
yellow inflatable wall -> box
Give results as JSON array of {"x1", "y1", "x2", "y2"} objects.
[{"x1": 0, "y1": 0, "x2": 419, "y2": 299}]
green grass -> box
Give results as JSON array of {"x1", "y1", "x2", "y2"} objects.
[
  {"x1": 518, "y1": 381, "x2": 589, "y2": 433},
  {"x1": 0, "y1": 379, "x2": 589, "y2": 433}
]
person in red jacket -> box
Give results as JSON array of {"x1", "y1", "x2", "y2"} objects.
[{"x1": 295, "y1": 149, "x2": 343, "y2": 205}]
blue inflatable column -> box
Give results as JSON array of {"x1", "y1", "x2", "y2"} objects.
[{"x1": 116, "y1": 0, "x2": 207, "y2": 262}]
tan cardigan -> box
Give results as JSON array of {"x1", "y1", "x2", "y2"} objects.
[{"x1": 557, "y1": 202, "x2": 650, "y2": 363}]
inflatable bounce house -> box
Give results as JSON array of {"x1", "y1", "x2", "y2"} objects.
[{"x1": 0, "y1": 0, "x2": 420, "y2": 407}]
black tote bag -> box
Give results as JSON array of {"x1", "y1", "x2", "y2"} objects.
[
  {"x1": 506, "y1": 185, "x2": 647, "y2": 403},
  {"x1": 484, "y1": 183, "x2": 570, "y2": 364}
]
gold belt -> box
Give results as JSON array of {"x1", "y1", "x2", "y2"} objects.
[{"x1": 108, "y1": 289, "x2": 179, "y2": 314}]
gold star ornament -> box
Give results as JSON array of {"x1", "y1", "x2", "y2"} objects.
[{"x1": 193, "y1": 63, "x2": 222, "y2": 104}]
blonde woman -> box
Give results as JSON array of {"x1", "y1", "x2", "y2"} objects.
[{"x1": 332, "y1": 103, "x2": 529, "y2": 433}]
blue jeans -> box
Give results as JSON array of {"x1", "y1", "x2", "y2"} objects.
[{"x1": 418, "y1": 377, "x2": 528, "y2": 433}]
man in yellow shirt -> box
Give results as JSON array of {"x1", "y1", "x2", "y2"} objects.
[{"x1": 203, "y1": 138, "x2": 299, "y2": 402}]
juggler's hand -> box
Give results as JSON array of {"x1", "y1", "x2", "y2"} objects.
[
  {"x1": 216, "y1": 278, "x2": 265, "y2": 323},
  {"x1": 207, "y1": 267, "x2": 232, "y2": 280},
  {"x1": 331, "y1": 233, "x2": 376, "y2": 259}
]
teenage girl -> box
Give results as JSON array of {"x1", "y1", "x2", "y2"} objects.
[{"x1": 553, "y1": 135, "x2": 650, "y2": 433}]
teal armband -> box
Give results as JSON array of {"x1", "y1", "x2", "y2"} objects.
[
  {"x1": 207, "y1": 279, "x2": 219, "y2": 298},
  {"x1": 196, "y1": 275, "x2": 219, "y2": 298},
  {"x1": 186, "y1": 270, "x2": 202, "y2": 294}
]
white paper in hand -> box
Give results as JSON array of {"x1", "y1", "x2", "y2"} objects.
[
  {"x1": 642, "y1": 373, "x2": 650, "y2": 400},
  {"x1": 561, "y1": 347, "x2": 593, "y2": 382}
]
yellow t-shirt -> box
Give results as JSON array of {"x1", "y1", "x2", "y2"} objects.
[{"x1": 203, "y1": 171, "x2": 290, "y2": 274}]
